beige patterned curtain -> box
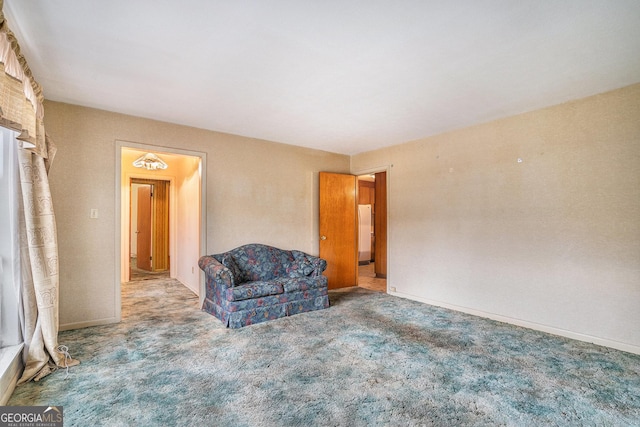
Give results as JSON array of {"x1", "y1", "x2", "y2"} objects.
[
  {"x1": 15, "y1": 145, "x2": 78, "y2": 383},
  {"x1": 1, "y1": 0, "x2": 79, "y2": 383}
]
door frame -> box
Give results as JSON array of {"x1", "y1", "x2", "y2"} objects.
[
  {"x1": 115, "y1": 140, "x2": 207, "y2": 321},
  {"x1": 131, "y1": 178, "x2": 171, "y2": 272},
  {"x1": 353, "y1": 165, "x2": 391, "y2": 290},
  {"x1": 123, "y1": 174, "x2": 175, "y2": 281}
]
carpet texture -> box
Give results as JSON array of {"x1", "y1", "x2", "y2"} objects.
[{"x1": 8, "y1": 278, "x2": 640, "y2": 426}]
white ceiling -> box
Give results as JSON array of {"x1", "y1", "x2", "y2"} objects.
[{"x1": 4, "y1": 1, "x2": 640, "y2": 155}]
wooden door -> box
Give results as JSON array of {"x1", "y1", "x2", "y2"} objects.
[
  {"x1": 152, "y1": 180, "x2": 170, "y2": 271},
  {"x1": 136, "y1": 185, "x2": 152, "y2": 271},
  {"x1": 374, "y1": 171, "x2": 387, "y2": 278},
  {"x1": 319, "y1": 172, "x2": 358, "y2": 289}
]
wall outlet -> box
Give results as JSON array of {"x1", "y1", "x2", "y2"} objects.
[{"x1": 390, "y1": 286, "x2": 397, "y2": 292}]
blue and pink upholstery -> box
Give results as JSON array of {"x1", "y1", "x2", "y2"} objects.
[{"x1": 198, "y1": 243, "x2": 329, "y2": 328}]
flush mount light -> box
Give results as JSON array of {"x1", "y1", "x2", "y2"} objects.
[{"x1": 132, "y1": 153, "x2": 168, "y2": 170}]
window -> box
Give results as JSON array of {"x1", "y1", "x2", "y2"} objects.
[{"x1": 0, "y1": 126, "x2": 21, "y2": 349}]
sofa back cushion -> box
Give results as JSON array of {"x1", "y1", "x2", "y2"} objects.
[
  {"x1": 228, "y1": 244, "x2": 293, "y2": 282},
  {"x1": 213, "y1": 244, "x2": 327, "y2": 285}
]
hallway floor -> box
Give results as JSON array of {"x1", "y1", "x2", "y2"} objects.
[
  {"x1": 358, "y1": 262, "x2": 387, "y2": 293},
  {"x1": 129, "y1": 257, "x2": 169, "y2": 281}
]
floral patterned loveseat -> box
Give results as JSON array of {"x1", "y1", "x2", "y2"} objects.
[{"x1": 198, "y1": 243, "x2": 329, "y2": 328}]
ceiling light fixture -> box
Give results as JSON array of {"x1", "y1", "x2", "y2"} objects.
[{"x1": 132, "y1": 153, "x2": 168, "y2": 170}]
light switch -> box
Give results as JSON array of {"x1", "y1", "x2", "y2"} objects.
[{"x1": 90, "y1": 209, "x2": 98, "y2": 219}]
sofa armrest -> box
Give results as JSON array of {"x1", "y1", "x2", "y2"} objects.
[{"x1": 198, "y1": 255, "x2": 234, "y2": 287}]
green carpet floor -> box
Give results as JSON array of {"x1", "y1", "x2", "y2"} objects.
[{"x1": 8, "y1": 277, "x2": 640, "y2": 426}]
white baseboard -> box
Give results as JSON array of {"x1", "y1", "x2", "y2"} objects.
[
  {"x1": 175, "y1": 276, "x2": 198, "y2": 295},
  {"x1": 60, "y1": 316, "x2": 119, "y2": 331},
  {"x1": 0, "y1": 344, "x2": 24, "y2": 405},
  {"x1": 388, "y1": 290, "x2": 640, "y2": 355}
]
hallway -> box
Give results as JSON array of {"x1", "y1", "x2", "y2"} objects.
[
  {"x1": 358, "y1": 263, "x2": 386, "y2": 293},
  {"x1": 129, "y1": 257, "x2": 169, "y2": 281}
]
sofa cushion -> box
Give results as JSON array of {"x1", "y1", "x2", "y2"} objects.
[
  {"x1": 221, "y1": 253, "x2": 244, "y2": 285},
  {"x1": 225, "y1": 281, "x2": 284, "y2": 302},
  {"x1": 278, "y1": 276, "x2": 326, "y2": 293}
]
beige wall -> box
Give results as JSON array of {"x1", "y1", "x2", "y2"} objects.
[
  {"x1": 352, "y1": 84, "x2": 640, "y2": 353},
  {"x1": 44, "y1": 101, "x2": 350, "y2": 329},
  {"x1": 44, "y1": 84, "x2": 639, "y2": 353},
  {"x1": 174, "y1": 154, "x2": 203, "y2": 294}
]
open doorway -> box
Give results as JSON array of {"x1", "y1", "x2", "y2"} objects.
[
  {"x1": 130, "y1": 179, "x2": 170, "y2": 281},
  {"x1": 116, "y1": 142, "x2": 207, "y2": 321},
  {"x1": 357, "y1": 172, "x2": 387, "y2": 293}
]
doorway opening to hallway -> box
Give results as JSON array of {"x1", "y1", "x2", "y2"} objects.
[
  {"x1": 116, "y1": 142, "x2": 207, "y2": 322},
  {"x1": 130, "y1": 179, "x2": 170, "y2": 281},
  {"x1": 357, "y1": 172, "x2": 387, "y2": 293}
]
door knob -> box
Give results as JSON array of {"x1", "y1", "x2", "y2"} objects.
[{"x1": 320, "y1": 235, "x2": 327, "y2": 240}]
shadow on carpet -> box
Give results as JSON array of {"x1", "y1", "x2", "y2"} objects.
[{"x1": 8, "y1": 278, "x2": 640, "y2": 426}]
